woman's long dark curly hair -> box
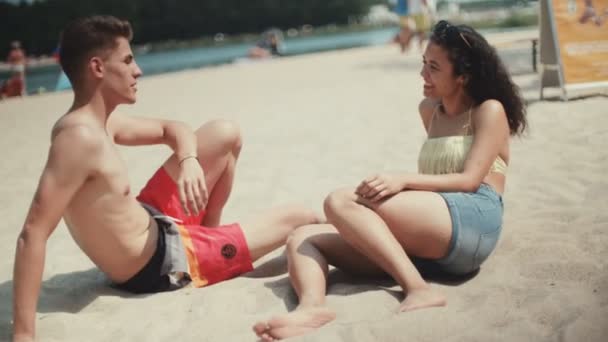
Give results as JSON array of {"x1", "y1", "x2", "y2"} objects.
[{"x1": 430, "y1": 20, "x2": 527, "y2": 136}]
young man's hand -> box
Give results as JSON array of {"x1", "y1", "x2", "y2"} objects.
[{"x1": 177, "y1": 157, "x2": 208, "y2": 216}]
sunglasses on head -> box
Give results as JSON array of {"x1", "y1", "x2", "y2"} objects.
[{"x1": 434, "y1": 20, "x2": 472, "y2": 49}]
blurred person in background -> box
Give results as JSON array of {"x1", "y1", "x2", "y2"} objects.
[
  {"x1": 409, "y1": 0, "x2": 436, "y2": 51},
  {"x1": 2, "y1": 40, "x2": 27, "y2": 97},
  {"x1": 393, "y1": 0, "x2": 415, "y2": 53},
  {"x1": 248, "y1": 29, "x2": 284, "y2": 59}
]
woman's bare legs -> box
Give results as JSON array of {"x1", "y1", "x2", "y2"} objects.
[
  {"x1": 253, "y1": 224, "x2": 385, "y2": 341},
  {"x1": 324, "y1": 188, "x2": 452, "y2": 312}
]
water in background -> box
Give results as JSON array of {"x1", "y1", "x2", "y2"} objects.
[
  {"x1": 14, "y1": 27, "x2": 399, "y2": 95},
  {"x1": 6, "y1": 25, "x2": 535, "y2": 95}
]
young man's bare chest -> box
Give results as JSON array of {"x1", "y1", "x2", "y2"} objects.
[
  {"x1": 73, "y1": 137, "x2": 131, "y2": 205},
  {"x1": 63, "y1": 131, "x2": 148, "y2": 235}
]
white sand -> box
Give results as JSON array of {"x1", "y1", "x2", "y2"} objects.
[{"x1": 1, "y1": 32, "x2": 607, "y2": 341}]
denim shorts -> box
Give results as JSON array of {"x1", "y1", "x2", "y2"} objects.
[{"x1": 435, "y1": 183, "x2": 503, "y2": 275}]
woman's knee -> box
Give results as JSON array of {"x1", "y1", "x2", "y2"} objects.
[
  {"x1": 323, "y1": 188, "x2": 356, "y2": 217},
  {"x1": 286, "y1": 226, "x2": 314, "y2": 254},
  {"x1": 197, "y1": 119, "x2": 242, "y2": 155},
  {"x1": 286, "y1": 224, "x2": 333, "y2": 256}
]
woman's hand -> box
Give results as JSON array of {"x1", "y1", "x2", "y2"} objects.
[
  {"x1": 355, "y1": 173, "x2": 406, "y2": 202},
  {"x1": 177, "y1": 157, "x2": 208, "y2": 216}
]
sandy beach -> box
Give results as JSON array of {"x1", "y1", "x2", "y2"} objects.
[{"x1": 0, "y1": 32, "x2": 607, "y2": 342}]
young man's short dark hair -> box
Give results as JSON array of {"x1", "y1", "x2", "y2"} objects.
[{"x1": 59, "y1": 15, "x2": 133, "y2": 85}]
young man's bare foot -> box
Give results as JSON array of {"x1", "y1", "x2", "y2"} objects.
[
  {"x1": 253, "y1": 306, "x2": 336, "y2": 341},
  {"x1": 398, "y1": 287, "x2": 447, "y2": 312}
]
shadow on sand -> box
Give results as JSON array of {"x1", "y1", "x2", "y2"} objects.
[
  {"x1": 0, "y1": 268, "x2": 148, "y2": 340},
  {"x1": 257, "y1": 254, "x2": 479, "y2": 312}
]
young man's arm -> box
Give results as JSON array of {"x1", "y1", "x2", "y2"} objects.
[
  {"x1": 109, "y1": 114, "x2": 207, "y2": 215},
  {"x1": 12, "y1": 126, "x2": 100, "y2": 342},
  {"x1": 109, "y1": 115, "x2": 197, "y2": 158}
]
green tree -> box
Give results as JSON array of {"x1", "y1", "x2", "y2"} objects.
[{"x1": 0, "y1": 0, "x2": 386, "y2": 57}]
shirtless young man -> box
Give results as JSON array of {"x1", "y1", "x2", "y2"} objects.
[{"x1": 12, "y1": 16, "x2": 318, "y2": 342}]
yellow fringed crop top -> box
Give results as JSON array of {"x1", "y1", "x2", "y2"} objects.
[
  {"x1": 417, "y1": 135, "x2": 507, "y2": 175},
  {"x1": 417, "y1": 104, "x2": 507, "y2": 175}
]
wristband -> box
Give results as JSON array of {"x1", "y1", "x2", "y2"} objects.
[{"x1": 178, "y1": 155, "x2": 198, "y2": 165}]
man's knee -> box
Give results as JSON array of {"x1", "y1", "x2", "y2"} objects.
[
  {"x1": 199, "y1": 119, "x2": 242, "y2": 155},
  {"x1": 323, "y1": 188, "x2": 355, "y2": 217}
]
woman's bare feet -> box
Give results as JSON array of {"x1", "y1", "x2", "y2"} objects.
[
  {"x1": 253, "y1": 306, "x2": 336, "y2": 341},
  {"x1": 398, "y1": 287, "x2": 447, "y2": 312}
]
